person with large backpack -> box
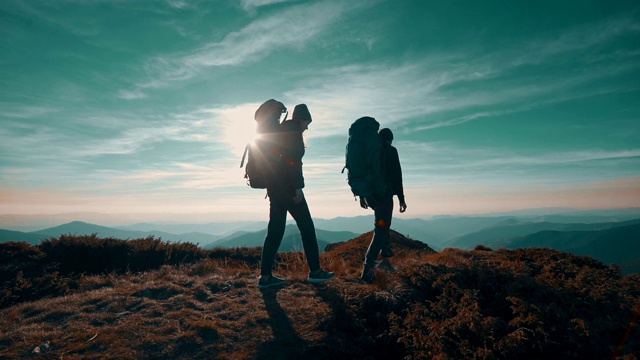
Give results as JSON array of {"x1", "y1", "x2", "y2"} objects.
[
  {"x1": 343, "y1": 118, "x2": 407, "y2": 283},
  {"x1": 248, "y1": 102, "x2": 334, "y2": 289},
  {"x1": 343, "y1": 116, "x2": 387, "y2": 209},
  {"x1": 368, "y1": 128, "x2": 407, "y2": 277}
]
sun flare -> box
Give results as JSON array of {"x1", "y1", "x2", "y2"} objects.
[{"x1": 218, "y1": 105, "x2": 261, "y2": 156}]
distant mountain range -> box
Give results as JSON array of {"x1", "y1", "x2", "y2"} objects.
[
  {"x1": 1, "y1": 211, "x2": 639, "y2": 273},
  {"x1": 0, "y1": 221, "x2": 359, "y2": 253},
  {"x1": 315, "y1": 211, "x2": 640, "y2": 251},
  {"x1": 439, "y1": 218, "x2": 640, "y2": 274},
  {"x1": 0, "y1": 229, "x2": 45, "y2": 244},
  {"x1": 0, "y1": 216, "x2": 537, "y2": 250},
  {"x1": 447, "y1": 218, "x2": 640, "y2": 249},
  {"x1": 116, "y1": 221, "x2": 268, "y2": 237},
  {"x1": 207, "y1": 224, "x2": 360, "y2": 252},
  {"x1": 0, "y1": 221, "x2": 221, "y2": 246},
  {"x1": 506, "y1": 223, "x2": 640, "y2": 274}
]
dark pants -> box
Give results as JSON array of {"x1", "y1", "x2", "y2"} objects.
[
  {"x1": 261, "y1": 189, "x2": 321, "y2": 276},
  {"x1": 364, "y1": 192, "x2": 394, "y2": 268}
]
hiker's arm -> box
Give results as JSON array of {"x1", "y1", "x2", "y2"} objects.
[{"x1": 392, "y1": 147, "x2": 405, "y2": 205}]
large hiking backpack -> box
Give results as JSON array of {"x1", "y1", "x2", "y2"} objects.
[
  {"x1": 240, "y1": 99, "x2": 287, "y2": 189},
  {"x1": 342, "y1": 116, "x2": 387, "y2": 200}
]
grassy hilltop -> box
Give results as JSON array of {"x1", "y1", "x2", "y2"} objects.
[{"x1": 1, "y1": 231, "x2": 639, "y2": 359}]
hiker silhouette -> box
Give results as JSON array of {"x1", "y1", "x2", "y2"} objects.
[
  {"x1": 257, "y1": 103, "x2": 334, "y2": 289},
  {"x1": 361, "y1": 127, "x2": 407, "y2": 283}
]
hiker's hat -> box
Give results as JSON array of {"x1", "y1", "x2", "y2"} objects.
[
  {"x1": 379, "y1": 128, "x2": 394, "y2": 142},
  {"x1": 292, "y1": 104, "x2": 312, "y2": 123}
]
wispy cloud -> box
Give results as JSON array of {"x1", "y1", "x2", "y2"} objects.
[
  {"x1": 401, "y1": 140, "x2": 640, "y2": 167},
  {"x1": 117, "y1": 89, "x2": 148, "y2": 100},
  {"x1": 241, "y1": 0, "x2": 297, "y2": 11},
  {"x1": 113, "y1": 161, "x2": 239, "y2": 190},
  {"x1": 512, "y1": 13, "x2": 640, "y2": 66},
  {"x1": 0, "y1": 105, "x2": 60, "y2": 120},
  {"x1": 165, "y1": 0, "x2": 189, "y2": 9},
  {"x1": 8, "y1": 1, "x2": 101, "y2": 37},
  {"x1": 0, "y1": 107, "x2": 223, "y2": 174},
  {"x1": 136, "y1": 0, "x2": 373, "y2": 89},
  {"x1": 283, "y1": 62, "x2": 472, "y2": 137},
  {"x1": 287, "y1": 12, "x2": 640, "y2": 136}
]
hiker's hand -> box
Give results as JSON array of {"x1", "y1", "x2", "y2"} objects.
[
  {"x1": 361, "y1": 197, "x2": 377, "y2": 210},
  {"x1": 293, "y1": 189, "x2": 304, "y2": 204},
  {"x1": 399, "y1": 202, "x2": 407, "y2": 213},
  {"x1": 359, "y1": 197, "x2": 368, "y2": 209}
]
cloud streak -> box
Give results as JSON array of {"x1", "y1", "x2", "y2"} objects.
[
  {"x1": 512, "y1": 13, "x2": 640, "y2": 66},
  {"x1": 241, "y1": 0, "x2": 297, "y2": 11},
  {"x1": 400, "y1": 141, "x2": 640, "y2": 168},
  {"x1": 286, "y1": 12, "x2": 640, "y2": 136},
  {"x1": 137, "y1": 0, "x2": 372, "y2": 89}
]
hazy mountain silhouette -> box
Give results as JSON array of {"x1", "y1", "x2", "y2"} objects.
[
  {"x1": 351, "y1": 215, "x2": 640, "y2": 251},
  {"x1": 117, "y1": 220, "x2": 267, "y2": 237},
  {"x1": 400, "y1": 216, "x2": 517, "y2": 249},
  {"x1": 448, "y1": 218, "x2": 640, "y2": 249},
  {"x1": 0, "y1": 229, "x2": 47, "y2": 245},
  {"x1": 208, "y1": 224, "x2": 359, "y2": 252},
  {"x1": 30, "y1": 221, "x2": 221, "y2": 245},
  {"x1": 313, "y1": 216, "x2": 514, "y2": 250},
  {"x1": 2, "y1": 213, "x2": 639, "y2": 270},
  {"x1": 505, "y1": 223, "x2": 640, "y2": 274}
]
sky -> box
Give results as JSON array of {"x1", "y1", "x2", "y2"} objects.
[{"x1": 1, "y1": 0, "x2": 639, "y2": 224}]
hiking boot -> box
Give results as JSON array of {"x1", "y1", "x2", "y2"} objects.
[
  {"x1": 376, "y1": 259, "x2": 397, "y2": 273},
  {"x1": 258, "y1": 275, "x2": 286, "y2": 289},
  {"x1": 308, "y1": 269, "x2": 335, "y2": 283},
  {"x1": 361, "y1": 267, "x2": 376, "y2": 283}
]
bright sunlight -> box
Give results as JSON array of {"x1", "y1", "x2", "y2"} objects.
[{"x1": 217, "y1": 104, "x2": 261, "y2": 156}]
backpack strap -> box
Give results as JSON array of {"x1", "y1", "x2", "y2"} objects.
[
  {"x1": 341, "y1": 143, "x2": 348, "y2": 173},
  {"x1": 240, "y1": 144, "x2": 249, "y2": 168}
]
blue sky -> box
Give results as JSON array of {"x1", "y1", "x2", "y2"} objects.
[{"x1": 1, "y1": 0, "x2": 639, "y2": 223}]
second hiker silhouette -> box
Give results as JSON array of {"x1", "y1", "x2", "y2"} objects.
[{"x1": 356, "y1": 127, "x2": 407, "y2": 283}]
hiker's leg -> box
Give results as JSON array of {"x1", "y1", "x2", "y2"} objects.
[
  {"x1": 381, "y1": 200, "x2": 395, "y2": 258},
  {"x1": 261, "y1": 196, "x2": 287, "y2": 276},
  {"x1": 364, "y1": 193, "x2": 394, "y2": 267},
  {"x1": 288, "y1": 193, "x2": 321, "y2": 272}
]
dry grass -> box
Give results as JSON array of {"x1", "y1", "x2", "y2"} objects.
[{"x1": 1, "y1": 232, "x2": 639, "y2": 359}]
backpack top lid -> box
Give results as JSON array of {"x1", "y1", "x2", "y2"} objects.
[
  {"x1": 292, "y1": 104, "x2": 312, "y2": 123},
  {"x1": 349, "y1": 116, "x2": 379, "y2": 136},
  {"x1": 255, "y1": 99, "x2": 286, "y2": 131}
]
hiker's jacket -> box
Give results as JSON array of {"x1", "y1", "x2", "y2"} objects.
[
  {"x1": 382, "y1": 142, "x2": 405, "y2": 204},
  {"x1": 274, "y1": 120, "x2": 306, "y2": 191}
]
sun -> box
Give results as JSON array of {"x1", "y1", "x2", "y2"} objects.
[{"x1": 218, "y1": 104, "x2": 260, "y2": 156}]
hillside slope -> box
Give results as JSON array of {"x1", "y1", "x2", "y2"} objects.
[
  {"x1": 0, "y1": 229, "x2": 47, "y2": 245},
  {"x1": 506, "y1": 223, "x2": 640, "y2": 274},
  {"x1": 0, "y1": 233, "x2": 638, "y2": 359},
  {"x1": 449, "y1": 218, "x2": 640, "y2": 249}
]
